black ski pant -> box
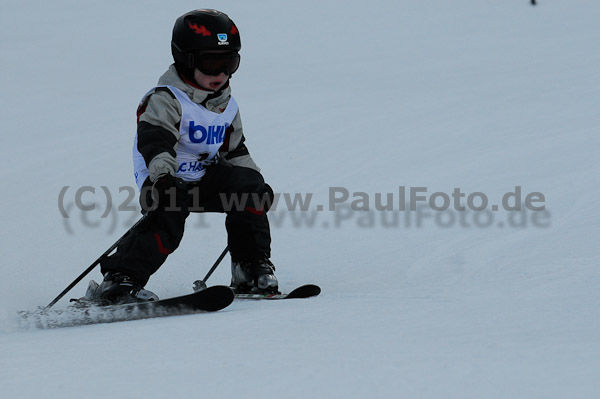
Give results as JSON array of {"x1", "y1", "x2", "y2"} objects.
[{"x1": 100, "y1": 165, "x2": 272, "y2": 286}]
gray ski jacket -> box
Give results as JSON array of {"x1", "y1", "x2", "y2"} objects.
[{"x1": 136, "y1": 64, "x2": 259, "y2": 183}]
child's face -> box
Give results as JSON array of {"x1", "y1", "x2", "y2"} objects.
[{"x1": 194, "y1": 69, "x2": 229, "y2": 92}]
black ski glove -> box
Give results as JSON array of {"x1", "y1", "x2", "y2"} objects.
[{"x1": 148, "y1": 174, "x2": 187, "y2": 211}]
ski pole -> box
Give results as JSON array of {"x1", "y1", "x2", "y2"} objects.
[
  {"x1": 45, "y1": 214, "x2": 151, "y2": 309},
  {"x1": 193, "y1": 246, "x2": 229, "y2": 292}
]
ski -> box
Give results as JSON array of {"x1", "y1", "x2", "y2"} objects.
[
  {"x1": 235, "y1": 284, "x2": 321, "y2": 300},
  {"x1": 19, "y1": 285, "x2": 234, "y2": 329}
]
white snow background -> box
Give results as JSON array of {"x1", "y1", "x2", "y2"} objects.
[{"x1": 1, "y1": 0, "x2": 599, "y2": 398}]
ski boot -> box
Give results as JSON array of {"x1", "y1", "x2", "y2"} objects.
[
  {"x1": 231, "y1": 258, "x2": 280, "y2": 294},
  {"x1": 93, "y1": 272, "x2": 158, "y2": 304}
]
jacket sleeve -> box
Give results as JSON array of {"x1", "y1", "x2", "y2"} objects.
[
  {"x1": 137, "y1": 89, "x2": 181, "y2": 181},
  {"x1": 219, "y1": 110, "x2": 261, "y2": 172}
]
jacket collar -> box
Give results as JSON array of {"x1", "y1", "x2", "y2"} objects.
[{"x1": 157, "y1": 64, "x2": 232, "y2": 106}]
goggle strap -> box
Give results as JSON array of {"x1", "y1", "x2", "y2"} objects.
[{"x1": 187, "y1": 53, "x2": 195, "y2": 69}]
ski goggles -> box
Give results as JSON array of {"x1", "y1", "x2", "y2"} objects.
[{"x1": 195, "y1": 51, "x2": 241, "y2": 76}]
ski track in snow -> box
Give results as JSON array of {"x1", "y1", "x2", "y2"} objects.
[{"x1": 1, "y1": 1, "x2": 599, "y2": 398}]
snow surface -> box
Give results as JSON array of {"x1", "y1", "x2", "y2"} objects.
[{"x1": 1, "y1": 0, "x2": 599, "y2": 398}]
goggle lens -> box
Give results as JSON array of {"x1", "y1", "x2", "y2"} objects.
[{"x1": 195, "y1": 52, "x2": 240, "y2": 76}]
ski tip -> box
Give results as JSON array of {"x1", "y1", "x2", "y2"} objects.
[
  {"x1": 196, "y1": 285, "x2": 234, "y2": 311},
  {"x1": 286, "y1": 284, "x2": 321, "y2": 299}
]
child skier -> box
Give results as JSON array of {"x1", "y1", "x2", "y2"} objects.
[{"x1": 95, "y1": 9, "x2": 278, "y2": 303}]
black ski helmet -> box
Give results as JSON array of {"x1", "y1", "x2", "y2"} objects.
[{"x1": 171, "y1": 9, "x2": 241, "y2": 80}]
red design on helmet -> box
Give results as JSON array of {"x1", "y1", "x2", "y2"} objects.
[
  {"x1": 230, "y1": 24, "x2": 238, "y2": 35},
  {"x1": 188, "y1": 22, "x2": 211, "y2": 36}
]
